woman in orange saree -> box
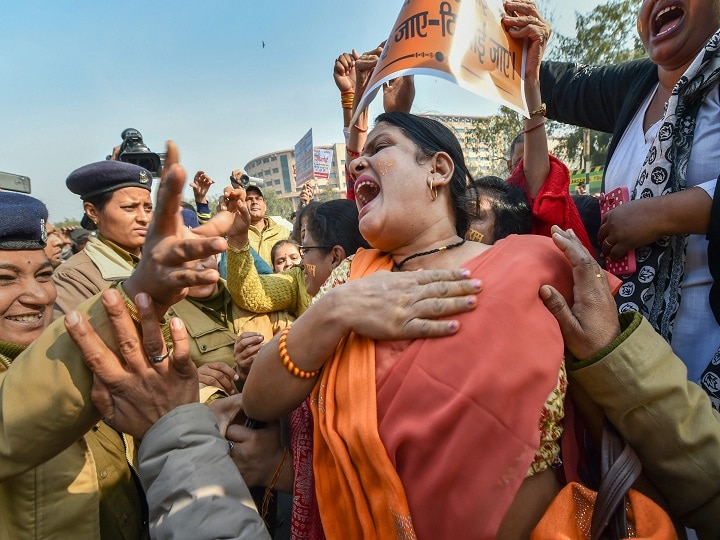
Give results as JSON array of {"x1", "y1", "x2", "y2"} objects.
[{"x1": 243, "y1": 110, "x2": 576, "y2": 538}]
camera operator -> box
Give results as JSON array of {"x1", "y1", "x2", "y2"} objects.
[{"x1": 229, "y1": 169, "x2": 289, "y2": 266}]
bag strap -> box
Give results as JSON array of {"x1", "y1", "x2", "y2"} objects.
[{"x1": 590, "y1": 422, "x2": 642, "y2": 539}]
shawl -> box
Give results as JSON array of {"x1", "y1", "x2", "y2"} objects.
[
  {"x1": 311, "y1": 236, "x2": 575, "y2": 538},
  {"x1": 619, "y1": 28, "x2": 720, "y2": 337}
]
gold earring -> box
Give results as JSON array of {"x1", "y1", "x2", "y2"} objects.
[
  {"x1": 429, "y1": 176, "x2": 438, "y2": 201},
  {"x1": 467, "y1": 229, "x2": 484, "y2": 243}
]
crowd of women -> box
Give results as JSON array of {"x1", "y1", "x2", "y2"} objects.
[{"x1": 1, "y1": 0, "x2": 720, "y2": 538}]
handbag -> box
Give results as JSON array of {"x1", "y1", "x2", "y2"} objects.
[{"x1": 531, "y1": 422, "x2": 677, "y2": 539}]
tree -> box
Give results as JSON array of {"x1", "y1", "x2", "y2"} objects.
[
  {"x1": 473, "y1": 107, "x2": 524, "y2": 177},
  {"x1": 263, "y1": 188, "x2": 293, "y2": 219},
  {"x1": 471, "y1": 0, "x2": 647, "y2": 174},
  {"x1": 54, "y1": 217, "x2": 81, "y2": 228},
  {"x1": 315, "y1": 184, "x2": 342, "y2": 203}
]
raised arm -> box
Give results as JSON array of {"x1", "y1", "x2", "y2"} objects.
[
  {"x1": 223, "y1": 187, "x2": 307, "y2": 315},
  {"x1": 503, "y1": 1, "x2": 551, "y2": 198},
  {"x1": 0, "y1": 142, "x2": 230, "y2": 478}
]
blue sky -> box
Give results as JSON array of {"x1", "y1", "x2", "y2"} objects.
[{"x1": 1, "y1": 0, "x2": 600, "y2": 221}]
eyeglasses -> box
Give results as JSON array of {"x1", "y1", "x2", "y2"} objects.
[{"x1": 299, "y1": 245, "x2": 332, "y2": 257}]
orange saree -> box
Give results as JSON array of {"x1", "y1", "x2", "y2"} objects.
[{"x1": 311, "y1": 235, "x2": 576, "y2": 539}]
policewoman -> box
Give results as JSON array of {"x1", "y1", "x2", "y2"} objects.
[
  {"x1": 53, "y1": 160, "x2": 154, "y2": 317},
  {"x1": 0, "y1": 192, "x2": 149, "y2": 540}
]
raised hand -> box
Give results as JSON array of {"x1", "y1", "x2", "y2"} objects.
[
  {"x1": 354, "y1": 43, "x2": 385, "y2": 103},
  {"x1": 383, "y1": 75, "x2": 415, "y2": 113},
  {"x1": 333, "y1": 50, "x2": 359, "y2": 93},
  {"x1": 122, "y1": 141, "x2": 232, "y2": 316},
  {"x1": 502, "y1": 0, "x2": 551, "y2": 81},
  {"x1": 223, "y1": 185, "x2": 252, "y2": 248},
  {"x1": 190, "y1": 170, "x2": 215, "y2": 204}
]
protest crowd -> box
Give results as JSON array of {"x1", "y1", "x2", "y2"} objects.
[{"x1": 3, "y1": 0, "x2": 720, "y2": 538}]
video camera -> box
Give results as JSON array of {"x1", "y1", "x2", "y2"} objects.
[
  {"x1": 230, "y1": 171, "x2": 264, "y2": 189},
  {"x1": 108, "y1": 128, "x2": 162, "y2": 176}
]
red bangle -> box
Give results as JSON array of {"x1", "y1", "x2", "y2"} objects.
[
  {"x1": 278, "y1": 327, "x2": 319, "y2": 379},
  {"x1": 346, "y1": 147, "x2": 360, "y2": 158},
  {"x1": 523, "y1": 119, "x2": 545, "y2": 134}
]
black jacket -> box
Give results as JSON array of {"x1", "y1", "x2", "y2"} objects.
[{"x1": 540, "y1": 57, "x2": 720, "y2": 324}]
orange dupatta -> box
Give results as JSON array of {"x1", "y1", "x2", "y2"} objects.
[
  {"x1": 311, "y1": 237, "x2": 578, "y2": 538},
  {"x1": 310, "y1": 250, "x2": 415, "y2": 539}
]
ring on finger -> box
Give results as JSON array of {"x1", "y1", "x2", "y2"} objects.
[{"x1": 151, "y1": 348, "x2": 173, "y2": 364}]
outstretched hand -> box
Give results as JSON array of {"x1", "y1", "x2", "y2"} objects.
[
  {"x1": 190, "y1": 170, "x2": 215, "y2": 204},
  {"x1": 64, "y1": 289, "x2": 199, "y2": 441},
  {"x1": 123, "y1": 142, "x2": 232, "y2": 317},
  {"x1": 540, "y1": 226, "x2": 621, "y2": 360}
]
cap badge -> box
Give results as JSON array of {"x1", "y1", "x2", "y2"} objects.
[{"x1": 138, "y1": 171, "x2": 149, "y2": 184}]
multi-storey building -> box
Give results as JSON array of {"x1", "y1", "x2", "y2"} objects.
[
  {"x1": 244, "y1": 114, "x2": 515, "y2": 207},
  {"x1": 244, "y1": 142, "x2": 348, "y2": 210}
]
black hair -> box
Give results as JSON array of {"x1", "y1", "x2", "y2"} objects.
[
  {"x1": 375, "y1": 112, "x2": 472, "y2": 236},
  {"x1": 80, "y1": 191, "x2": 115, "y2": 231},
  {"x1": 508, "y1": 133, "x2": 524, "y2": 161},
  {"x1": 571, "y1": 194, "x2": 601, "y2": 257},
  {"x1": 291, "y1": 201, "x2": 320, "y2": 243},
  {"x1": 304, "y1": 199, "x2": 370, "y2": 257},
  {"x1": 180, "y1": 201, "x2": 196, "y2": 211},
  {"x1": 468, "y1": 176, "x2": 532, "y2": 241}
]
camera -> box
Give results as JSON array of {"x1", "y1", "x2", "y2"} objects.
[
  {"x1": 230, "y1": 169, "x2": 264, "y2": 189},
  {"x1": 108, "y1": 128, "x2": 162, "y2": 176}
]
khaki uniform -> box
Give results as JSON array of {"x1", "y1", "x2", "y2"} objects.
[
  {"x1": 569, "y1": 313, "x2": 720, "y2": 538},
  {"x1": 248, "y1": 217, "x2": 290, "y2": 266},
  {"x1": 52, "y1": 235, "x2": 137, "y2": 319},
  {"x1": 172, "y1": 281, "x2": 295, "y2": 368},
  {"x1": 0, "y1": 296, "x2": 148, "y2": 540}
]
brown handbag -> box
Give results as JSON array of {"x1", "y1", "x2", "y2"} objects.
[{"x1": 531, "y1": 422, "x2": 677, "y2": 539}]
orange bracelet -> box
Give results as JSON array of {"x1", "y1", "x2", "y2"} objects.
[{"x1": 279, "y1": 327, "x2": 319, "y2": 379}]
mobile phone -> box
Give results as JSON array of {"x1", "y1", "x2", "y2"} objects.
[{"x1": 600, "y1": 187, "x2": 636, "y2": 276}]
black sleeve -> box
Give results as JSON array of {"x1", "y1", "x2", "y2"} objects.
[{"x1": 540, "y1": 58, "x2": 655, "y2": 134}]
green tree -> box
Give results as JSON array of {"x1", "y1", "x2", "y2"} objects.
[
  {"x1": 315, "y1": 184, "x2": 342, "y2": 203},
  {"x1": 473, "y1": 107, "x2": 524, "y2": 177},
  {"x1": 471, "y1": 0, "x2": 647, "y2": 173},
  {"x1": 54, "y1": 217, "x2": 81, "y2": 228},
  {"x1": 263, "y1": 188, "x2": 293, "y2": 219}
]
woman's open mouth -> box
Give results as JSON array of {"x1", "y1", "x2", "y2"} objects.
[
  {"x1": 652, "y1": 4, "x2": 684, "y2": 37},
  {"x1": 354, "y1": 177, "x2": 380, "y2": 208}
]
